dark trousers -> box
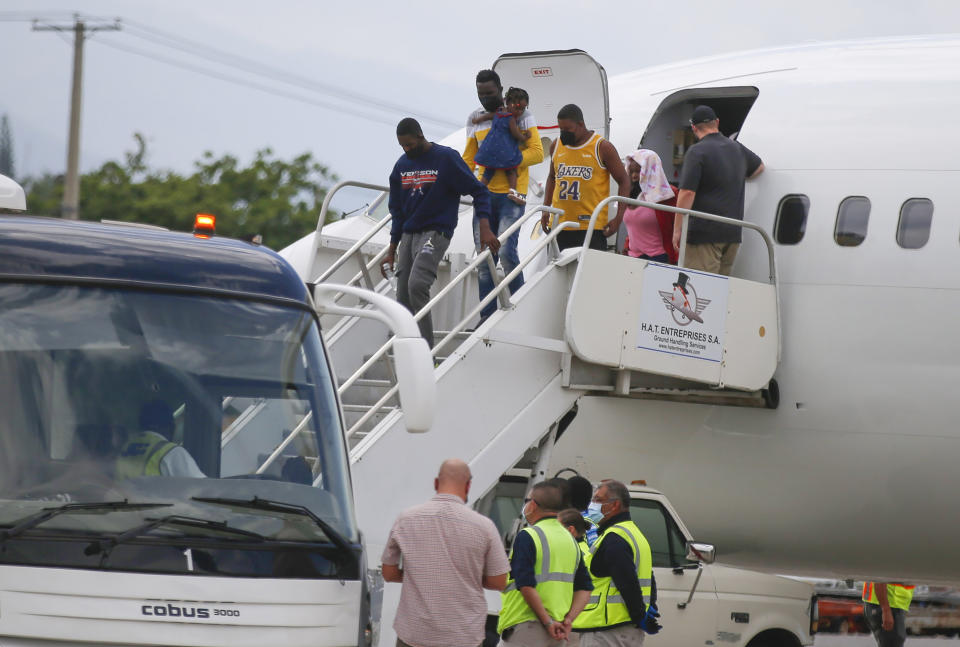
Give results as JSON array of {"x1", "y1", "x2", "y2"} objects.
[
  {"x1": 863, "y1": 603, "x2": 907, "y2": 647},
  {"x1": 557, "y1": 229, "x2": 608, "y2": 251}
]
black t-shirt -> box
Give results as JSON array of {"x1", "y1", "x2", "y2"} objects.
[{"x1": 678, "y1": 132, "x2": 762, "y2": 244}]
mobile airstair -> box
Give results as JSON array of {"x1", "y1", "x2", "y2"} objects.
[
  {"x1": 280, "y1": 178, "x2": 777, "y2": 520},
  {"x1": 214, "y1": 175, "x2": 777, "y2": 646}
]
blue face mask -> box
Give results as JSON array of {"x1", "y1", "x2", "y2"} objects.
[{"x1": 585, "y1": 501, "x2": 605, "y2": 524}]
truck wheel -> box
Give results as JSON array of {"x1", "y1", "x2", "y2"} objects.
[{"x1": 746, "y1": 630, "x2": 801, "y2": 647}]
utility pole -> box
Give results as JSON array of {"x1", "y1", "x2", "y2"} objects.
[{"x1": 34, "y1": 14, "x2": 120, "y2": 219}]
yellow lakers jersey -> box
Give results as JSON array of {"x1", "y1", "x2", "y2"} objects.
[{"x1": 551, "y1": 132, "x2": 610, "y2": 229}]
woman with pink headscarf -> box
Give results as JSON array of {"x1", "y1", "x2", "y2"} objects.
[{"x1": 622, "y1": 149, "x2": 677, "y2": 263}]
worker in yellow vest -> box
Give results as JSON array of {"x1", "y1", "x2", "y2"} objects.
[
  {"x1": 500, "y1": 482, "x2": 593, "y2": 647},
  {"x1": 116, "y1": 400, "x2": 205, "y2": 479},
  {"x1": 542, "y1": 103, "x2": 631, "y2": 252},
  {"x1": 862, "y1": 581, "x2": 914, "y2": 647},
  {"x1": 573, "y1": 480, "x2": 660, "y2": 647}
]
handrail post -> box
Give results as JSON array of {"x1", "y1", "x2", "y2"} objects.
[
  {"x1": 485, "y1": 254, "x2": 511, "y2": 309},
  {"x1": 677, "y1": 213, "x2": 689, "y2": 268},
  {"x1": 309, "y1": 180, "x2": 392, "y2": 284}
]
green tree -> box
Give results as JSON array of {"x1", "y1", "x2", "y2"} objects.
[
  {"x1": 24, "y1": 134, "x2": 339, "y2": 250},
  {"x1": 0, "y1": 114, "x2": 14, "y2": 179}
]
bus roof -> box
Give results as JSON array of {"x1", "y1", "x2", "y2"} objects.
[{"x1": 0, "y1": 216, "x2": 309, "y2": 303}]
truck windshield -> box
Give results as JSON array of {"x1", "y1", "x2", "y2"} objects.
[{"x1": 0, "y1": 282, "x2": 357, "y2": 563}]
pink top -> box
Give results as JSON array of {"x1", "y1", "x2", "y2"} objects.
[
  {"x1": 382, "y1": 493, "x2": 510, "y2": 647},
  {"x1": 624, "y1": 204, "x2": 666, "y2": 258}
]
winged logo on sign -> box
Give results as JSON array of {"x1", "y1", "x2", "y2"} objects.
[{"x1": 658, "y1": 272, "x2": 710, "y2": 325}]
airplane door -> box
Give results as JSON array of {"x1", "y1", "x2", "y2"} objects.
[
  {"x1": 493, "y1": 50, "x2": 610, "y2": 254},
  {"x1": 629, "y1": 498, "x2": 719, "y2": 645},
  {"x1": 492, "y1": 49, "x2": 610, "y2": 137}
]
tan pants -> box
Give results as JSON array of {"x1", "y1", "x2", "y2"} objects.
[
  {"x1": 500, "y1": 620, "x2": 564, "y2": 647},
  {"x1": 682, "y1": 242, "x2": 739, "y2": 276},
  {"x1": 578, "y1": 625, "x2": 644, "y2": 647}
]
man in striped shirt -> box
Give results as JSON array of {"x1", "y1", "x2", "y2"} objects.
[{"x1": 382, "y1": 459, "x2": 510, "y2": 647}]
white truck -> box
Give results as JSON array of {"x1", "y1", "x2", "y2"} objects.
[{"x1": 483, "y1": 481, "x2": 815, "y2": 647}]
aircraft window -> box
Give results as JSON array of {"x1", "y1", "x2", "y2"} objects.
[
  {"x1": 896, "y1": 198, "x2": 934, "y2": 249},
  {"x1": 835, "y1": 196, "x2": 871, "y2": 247},
  {"x1": 774, "y1": 195, "x2": 809, "y2": 245}
]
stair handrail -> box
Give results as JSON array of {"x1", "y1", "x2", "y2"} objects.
[
  {"x1": 336, "y1": 204, "x2": 562, "y2": 396},
  {"x1": 344, "y1": 219, "x2": 577, "y2": 443},
  {"x1": 312, "y1": 180, "x2": 392, "y2": 284},
  {"x1": 312, "y1": 180, "x2": 478, "y2": 284},
  {"x1": 578, "y1": 195, "x2": 782, "y2": 361},
  {"x1": 579, "y1": 195, "x2": 778, "y2": 285}
]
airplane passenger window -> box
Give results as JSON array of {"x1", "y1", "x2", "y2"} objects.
[
  {"x1": 835, "y1": 196, "x2": 871, "y2": 247},
  {"x1": 774, "y1": 195, "x2": 809, "y2": 245},
  {"x1": 897, "y1": 198, "x2": 934, "y2": 249}
]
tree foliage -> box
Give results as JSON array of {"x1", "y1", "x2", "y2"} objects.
[
  {"x1": 24, "y1": 134, "x2": 338, "y2": 250},
  {"x1": 0, "y1": 114, "x2": 14, "y2": 179}
]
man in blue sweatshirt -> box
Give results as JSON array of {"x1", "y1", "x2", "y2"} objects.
[{"x1": 383, "y1": 117, "x2": 499, "y2": 346}]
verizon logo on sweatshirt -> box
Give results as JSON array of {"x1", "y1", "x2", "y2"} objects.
[{"x1": 400, "y1": 170, "x2": 438, "y2": 195}]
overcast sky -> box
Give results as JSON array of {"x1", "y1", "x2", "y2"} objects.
[{"x1": 2, "y1": 1, "x2": 957, "y2": 211}]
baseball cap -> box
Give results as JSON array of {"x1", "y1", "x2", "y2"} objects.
[{"x1": 689, "y1": 105, "x2": 718, "y2": 125}]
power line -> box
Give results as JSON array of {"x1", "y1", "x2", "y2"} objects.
[
  {"x1": 6, "y1": 11, "x2": 461, "y2": 130},
  {"x1": 117, "y1": 18, "x2": 461, "y2": 129},
  {"x1": 91, "y1": 37, "x2": 408, "y2": 129}
]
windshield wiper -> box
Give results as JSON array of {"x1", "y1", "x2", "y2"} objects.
[
  {"x1": 84, "y1": 514, "x2": 268, "y2": 566},
  {"x1": 0, "y1": 500, "x2": 172, "y2": 545},
  {"x1": 192, "y1": 495, "x2": 354, "y2": 554}
]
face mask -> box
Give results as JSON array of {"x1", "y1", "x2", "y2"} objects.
[
  {"x1": 630, "y1": 181, "x2": 642, "y2": 200},
  {"x1": 479, "y1": 95, "x2": 502, "y2": 112},
  {"x1": 585, "y1": 501, "x2": 605, "y2": 523},
  {"x1": 522, "y1": 503, "x2": 533, "y2": 526},
  {"x1": 559, "y1": 130, "x2": 577, "y2": 146}
]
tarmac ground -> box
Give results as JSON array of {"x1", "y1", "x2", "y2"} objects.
[{"x1": 814, "y1": 635, "x2": 960, "y2": 645}]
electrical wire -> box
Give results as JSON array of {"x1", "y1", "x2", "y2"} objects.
[
  {"x1": 7, "y1": 10, "x2": 461, "y2": 130},
  {"x1": 118, "y1": 18, "x2": 461, "y2": 128},
  {"x1": 91, "y1": 37, "x2": 408, "y2": 129}
]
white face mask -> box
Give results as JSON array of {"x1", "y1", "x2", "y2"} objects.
[{"x1": 585, "y1": 501, "x2": 605, "y2": 523}]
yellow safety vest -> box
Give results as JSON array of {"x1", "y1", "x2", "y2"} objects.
[
  {"x1": 499, "y1": 517, "x2": 583, "y2": 633},
  {"x1": 551, "y1": 132, "x2": 611, "y2": 230},
  {"x1": 573, "y1": 520, "x2": 652, "y2": 630},
  {"x1": 116, "y1": 431, "x2": 177, "y2": 479},
  {"x1": 863, "y1": 582, "x2": 914, "y2": 611}
]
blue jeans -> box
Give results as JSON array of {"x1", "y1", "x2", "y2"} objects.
[{"x1": 474, "y1": 192, "x2": 525, "y2": 321}]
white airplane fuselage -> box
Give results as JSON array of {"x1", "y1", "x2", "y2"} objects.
[
  {"x1": 302, "y1": 36, "x2": 960, "y2": 586},
  {"x1": 537, "y1": 36, "x2": 960, "y2": 585}
]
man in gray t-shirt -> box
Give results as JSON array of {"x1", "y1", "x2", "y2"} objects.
[{"x1": 673, "y1": 105, "x2": 764, "y2": 276}]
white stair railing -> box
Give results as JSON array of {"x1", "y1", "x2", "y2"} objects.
[{"x1": 341, "y1": 212, "x2": 574, "y2": 442}]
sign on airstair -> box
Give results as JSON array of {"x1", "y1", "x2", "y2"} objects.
[{"x1": 565, "y1": 196, "x2": 780, "y2": 393}]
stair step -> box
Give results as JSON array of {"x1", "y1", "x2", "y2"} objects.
[
  {"x1": 435, "y1": 330, "x2": 474, "y2": 340},
  {"x1": 342, "y1": 403, "x2": 397, "y2": 413},
  {"x1": 351, "y1": 378, "x2": 393, "y2": 388},
  {"x1": 341, "y1": 399, "x2": 400, "y2": 411}
]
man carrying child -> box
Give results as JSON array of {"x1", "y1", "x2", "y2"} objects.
[{"x1": 463, "y1": 69, "x2": 544, "y2": 326}]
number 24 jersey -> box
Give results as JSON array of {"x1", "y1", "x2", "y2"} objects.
[{"x1": 551, "y1": 132, "x2": 611, "y2": 230}]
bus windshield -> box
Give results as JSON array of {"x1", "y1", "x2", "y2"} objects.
[{"x1": 0, "y1": 282, "x2": 357, "y2": 559}]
